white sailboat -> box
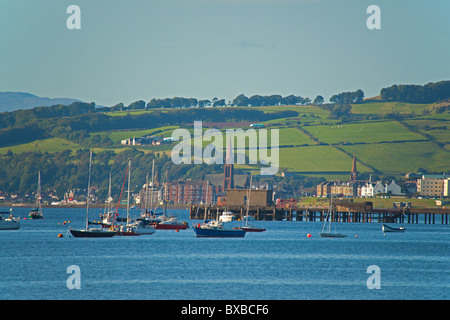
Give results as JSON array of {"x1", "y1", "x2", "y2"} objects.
[
  {"x1": 29, "y1": 171, "x2": 44, "y2": 219},
  {"x1": 320, "y1": 194, "x2": 347, "y2": 238}
]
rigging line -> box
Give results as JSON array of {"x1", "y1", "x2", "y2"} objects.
[{"x1": 112, "y1": 163, "x2": 130, "y2": 226}]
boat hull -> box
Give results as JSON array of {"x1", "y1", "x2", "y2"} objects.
[
  {"x1": 320, "y1": 232, "x2": 347, "y2": 238},
  {"x1": 0, "y1": 221, "x2": 20, "y2": 230},
  {"x1": 194, "y1": 227, "x2": 246, "y2": 238},
  {"x1": 382, "y1": 224, "x2": 405, "y2": 232},
  {"x1": 241, "y1": 226, "x2": 266, "y2": 232},
  {"x1": 70, "y1": 229, "x2": 117, "y2": 238},
  {"x1": 152, "y1": 223, "x2": 188, "y2": 230},
  {"x1": 28, "y1": 213, "x2": 44, "y2": 219}
]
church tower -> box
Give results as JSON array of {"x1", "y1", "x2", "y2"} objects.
[
  {"x1": 350, "y1": 153, "x2": 358, "y2": 181},
  {"x1": 223, "y1": 137, "x2": 234, "y2": 191}
]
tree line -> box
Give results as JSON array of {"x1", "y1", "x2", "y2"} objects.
[{"x1": 380, "y1": 80, "x2": 450, "y2": 103}]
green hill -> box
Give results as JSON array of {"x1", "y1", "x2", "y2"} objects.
[{"x1": 0, "y1": 98, "x2": 449, "y2": 196}]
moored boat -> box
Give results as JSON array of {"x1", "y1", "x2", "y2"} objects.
[
  {"x1": 70, "y1": 228, "x2": 116, "y2": 238},
  {"x1": 382, "y1": 224, "x2": 405, "y2": 233},
  {"x1": 194, "y1": 220, "x2": 246, "y2": 238},
  {"x1": 70, "y1": 151, "x2": 117, "y2": 238},
  {"x1": 152, "y1": 216, "x2": 188, "y2": 230},
  {"x1": 320, "y1": 194, "x2": 347, "y2": 238},
  {"x1": 0, "y1": 209, "x2": 20, "y2": 230},
  {"x1": 29, "y1": 171, "x2": 44, "y2": 219},
  {"x1": 319, "y1": 232, "x2": 347, "y2": 238},
  {"x1": 219, "y1": 211, "x2": 235, "y2": 222},
  {"x1": 241, "y1": 225, "x2": 266, "y2": 232}
]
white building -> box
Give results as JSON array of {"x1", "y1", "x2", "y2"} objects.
[{"x1": 360, "y1": 182, "x2": 374, "y2": 197}]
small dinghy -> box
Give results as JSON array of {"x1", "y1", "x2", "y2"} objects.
[{"x1": 382, "y1": 224, "x2": 405, "y2": 233}]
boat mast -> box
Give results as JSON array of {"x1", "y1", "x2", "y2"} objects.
[
  {"x1": 245, "y1": 172, "x2": 253, "y2": 226},
  {"x1": 127, "y1": 158, "x2": 131, "y2": 226},
  {"x1": 86, "y1": 151, "x2": 93, "y2": 230},
  {"x1": 150, "y1": 158, "x2": 155, "y2": 215},
  {"x1": 37, "y1": 170, "x2": 42, "y2": 212}
]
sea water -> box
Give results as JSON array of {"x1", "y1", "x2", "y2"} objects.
[{"x1": 0, "y1": 207, "x2": 448, "y2": 300}]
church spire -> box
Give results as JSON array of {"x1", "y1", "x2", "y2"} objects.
[
  {"x1": 223, "y1": 136, "x2": 234, "y2": 191},
  {"x1": 350, "y1": 153, "x2": 358, "y2": 181}
]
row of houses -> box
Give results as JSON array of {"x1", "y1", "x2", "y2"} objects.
[{"x1": 316, "y1": 174, "x2": 450, "y2": 198}]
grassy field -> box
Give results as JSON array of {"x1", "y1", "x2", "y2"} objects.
[
  {"x1": 351, "y1": 101, "x2": 433, "y2": 115},
  {"x1": 341, "y1": 141, "x2": 448, "y2": 174},
  {"x1": 279, "y1": 145, "x2": 373, "y2": 173},
  {"x1": 0, "y1": 138, "x2": 82, "y2": 154},
  {"x1": 302, "y1": 120, "x2": 425, "y2": 145}
]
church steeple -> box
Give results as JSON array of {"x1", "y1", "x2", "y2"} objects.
[
  {"x1": 223, "y1": 136, "x2": 234, "y2": 191},
  {"x1": 350, "y1": 153, "x2": 358, "y2": 181}
]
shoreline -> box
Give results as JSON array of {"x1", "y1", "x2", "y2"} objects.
[{"x1": 2, "y1": 202, "x2": 190, "y2": 210}]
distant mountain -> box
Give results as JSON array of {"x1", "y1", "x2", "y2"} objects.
[{"x1": 0, "y1": 92, "x2": 82, "y2": 112}]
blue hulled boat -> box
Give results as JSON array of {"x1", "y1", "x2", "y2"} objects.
[{"x1": 194, "y1": 220, "x2": 246, "y2": 238}]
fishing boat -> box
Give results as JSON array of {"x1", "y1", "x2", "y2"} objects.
[
  {"x1": 320, "y1": 195, "x2": 347, "y2": 238},
  {"x1": 29, "y1": 171, "x2": 44, "y2": 219},
  {"x1": 70, "y1": 151, "x2": 117, "y2": 238},
  {"x1": 0, "y1": 209, "x2": 20, "y2": 230},
  {"x1": 194, "y1": 220, "x2": 246, "y2": 238},
  {"x1": 219, "y1": 211, "x2": 235, "y2": 222},
  {"x1": 382, "y1": 224, "x2": 405, "y2": 233}
]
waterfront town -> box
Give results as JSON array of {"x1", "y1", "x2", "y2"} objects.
[{"x1": 1, "y1": 154, "x2": 449, "y2": 209}]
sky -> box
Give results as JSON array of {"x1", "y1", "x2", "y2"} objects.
[{"x1": 0, "y1": 0, "x2": 449, "y2": 107}]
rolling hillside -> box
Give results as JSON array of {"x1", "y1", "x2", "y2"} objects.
[{"x1": 1, "y1": 100, "x2": 448, "y2": 182}]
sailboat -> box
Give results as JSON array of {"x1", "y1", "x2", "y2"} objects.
[
  {"x1": 149, "y1": 168, "x2": 188, "y2": 230},
  {"x1": 240, "y1": 173, "x2": 265, "y2": 232},
  {"x1": 320, "y1": 195, "x2": 347, "y2": 238},
  {"x1": 116, "y1": 158, "x2": 141, "y2": 236},
  {"x1": 70, "y1": 151, "x2": 117, "y2": 238},
  {"x1": 29, "y1": 171, "x2": 44, "y2": 219}
]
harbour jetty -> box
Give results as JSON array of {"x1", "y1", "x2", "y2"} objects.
[{"x1": 190, "y1": 200, "x2": 450, "y2": 225}]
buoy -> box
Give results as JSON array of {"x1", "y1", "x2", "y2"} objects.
[
  {"x1": 355, "y1": 235, "x2": 358, "y2": 238},
  {"x1": 307, "y1": 233, "x2": 311, "y2": 238},
  {"x1": 175, "y1": 229, "x2": 179, "y2": 232},
  {"x1": 57, "y1": 233, "x2": 64, "y2": 238}
]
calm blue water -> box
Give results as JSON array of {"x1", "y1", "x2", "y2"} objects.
[{"x1": 0, "y1": 207, "x2": 449, "y2": 300}]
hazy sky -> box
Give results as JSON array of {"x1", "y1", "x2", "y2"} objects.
[{"x1": 1, "y1": 0, "x2": 449, "y2": 106}]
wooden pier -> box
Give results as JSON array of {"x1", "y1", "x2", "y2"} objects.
[{"x1": 190, "y1": 201, "x2": 450, "y2": 224}]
